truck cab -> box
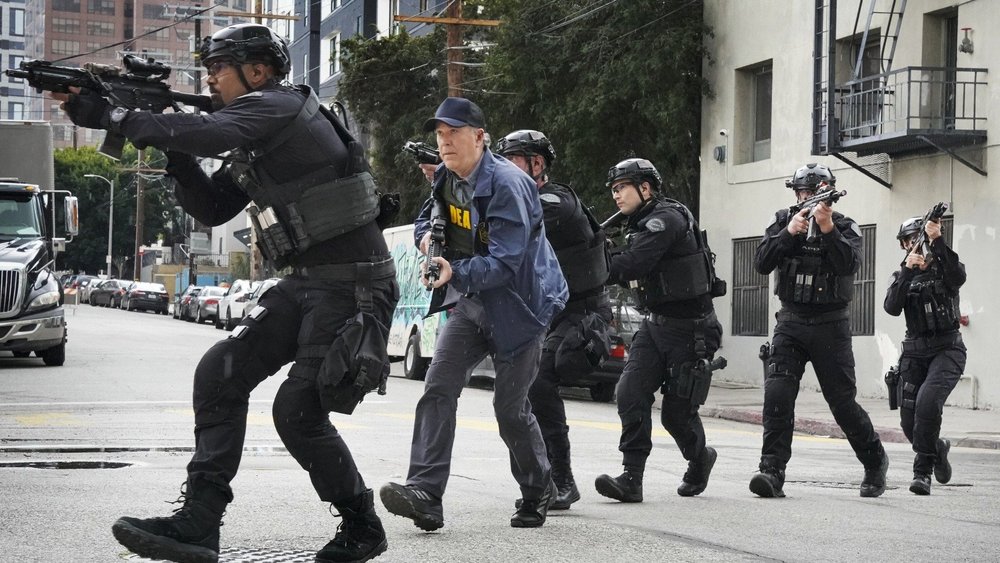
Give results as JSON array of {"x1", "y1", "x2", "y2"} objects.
[{"x1": 0, "y1": 180, "x2": 78, "y2": 365}]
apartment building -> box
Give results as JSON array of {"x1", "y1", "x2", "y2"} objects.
[
  {"x1": 0, "y1": 0, "x2": 28, "y2": 120},
  {"x1": 700, "y1": 0, "x2": 996, "y2": 408}
]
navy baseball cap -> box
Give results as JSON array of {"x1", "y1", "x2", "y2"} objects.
[{"x1": 423, "y1": 97, "x2": 486, "y2": 132}]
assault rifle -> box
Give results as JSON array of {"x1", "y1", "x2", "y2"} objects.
[
  {"x1": 424, "y1": 199, "x2": 447, "y2": 288},
  {"x1": 906, "y1": 201, "x2": 950, "y2": 258},
  {"x1": 788, "y1": 188, "x2": 848, "y2": 243},
  {"x1": 402, "y1": 141, "x2": 442, "y2": 165},
  {"x1": 6, "y1": 56, "x2": 213, "y2": 160}
]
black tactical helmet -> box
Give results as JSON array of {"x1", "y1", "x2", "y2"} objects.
[
  {"x1": 897, "y1": 216, "x2": 923, "y2": 242},
  {"x1": 786, "y1": 163, "x2": 836, "y2": 190},
  {"x1": 496, "y1": 130, "x2": 556, "y2": 167},
  {"x1": 200, "y1": 24, "x2": 291, "y2": 77},
  {"x1": 606, "y1": 158, "x2": 662, "y2": 190}
]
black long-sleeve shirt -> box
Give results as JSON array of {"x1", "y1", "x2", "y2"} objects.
[
  {"x1": 754, "y1": 208, "x2": 861, "y2": 314},
  {"x1": 119, "y1": 84, "x2": 386, "y2": 266},
  {"x1": 884, "y1": 236, "x2": 966, "y2": 319}
]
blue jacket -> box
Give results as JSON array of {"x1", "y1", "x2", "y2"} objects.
[{"x1": 414, "y1": 150, "x2": 568, "y2": 355}]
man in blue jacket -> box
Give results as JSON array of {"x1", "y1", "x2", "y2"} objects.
[{"x1": 380, "y1": 97, "x2": 568, "y2": 530}]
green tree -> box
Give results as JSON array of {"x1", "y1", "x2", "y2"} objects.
[
  {"x1": 477, "y1": 0, "x2": 712, "y2": 218},
  {"x1": 54, "y1": 144, "x2": 177, "y2": 277},
  {"x1": 339, "y1": 28, "x2": 448, "y2": 224}
]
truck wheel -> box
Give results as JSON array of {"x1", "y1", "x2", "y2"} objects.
[
  {"x1": 403, "y1": 333, "x2": 429, "y2": 381},
  {"x1": 589, "y1": 383, "x2": 616, "y2": 403},
  {"x1": 40, "y1": 343, "x2": 66, "y2": 367}
]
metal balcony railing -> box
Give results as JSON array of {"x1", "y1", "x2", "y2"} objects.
[{"x1": 831, "y1": 66, "x2": 987, "y2": 155}]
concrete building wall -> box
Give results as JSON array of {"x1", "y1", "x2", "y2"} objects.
[{"x1": 700, "y1": 0, "x2": 997, "y2": 409}]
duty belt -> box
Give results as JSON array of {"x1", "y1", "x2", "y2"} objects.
[
  {"x1": 902, "y1": 331, "x2": 962, "y2": 353},
  {"x1": 294, "y1": 257, "x2": 396, "y2": 282},
  {"x1": 775, "y1": 308, "x2": 849, "y2": 325},
  {"x1": 562, "y1": 292, "x2": 611, "y2": 315},
  {"x1": 648, "y1": 310, "x2": 717, "y2": 329}
]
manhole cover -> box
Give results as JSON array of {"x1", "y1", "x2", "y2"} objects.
[
  {"x1": 125, "y1": 547, "x2": 315, "y2": 561},
  {"x1": 0, "y1": 461, "x2": 133, "y2": 469}
]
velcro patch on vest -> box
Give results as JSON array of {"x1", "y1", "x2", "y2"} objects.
[
  {"x1": 849, "y1": 221, "x2": 862, "y2": 236},
  {"x1": 539, "y1": 193, "x2": 562, "y2": 205},
  {"x1": 646, "y1": 218, "x2": 666, "y2": 232}
]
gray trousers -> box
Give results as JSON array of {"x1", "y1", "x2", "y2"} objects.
[{"x1": 406, "y1": 295, "x2": 550, "y2": 500}]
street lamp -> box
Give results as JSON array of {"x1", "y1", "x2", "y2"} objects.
[{"x1": 84, "y1": 174, "x2": 114, "y2": 278}]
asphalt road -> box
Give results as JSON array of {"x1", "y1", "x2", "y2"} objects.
[{"x1": 2, "y1": 304, "x2": 998, "y2": 562}]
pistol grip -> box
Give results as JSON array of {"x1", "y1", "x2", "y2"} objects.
[{"x1": 99, "y1": 132, "x2": 126, "y2": 160}]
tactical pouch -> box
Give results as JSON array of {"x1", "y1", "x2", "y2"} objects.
[
  {"x1": 554, "y1": 311, "x2": 613, "y2": 379},
  {"x1": 316, "y1": 311, "x2": 391, "y2": 415},
  {"x1": 665, "y1": 359, "x2": 713, "y2": 406}
]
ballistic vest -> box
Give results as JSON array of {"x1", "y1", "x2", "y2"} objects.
[
  {"x1": 440, "y1": 175, "x2": 475, "y2": 259},
  {"x1": 230, "y1": 85, "x2": 379, "y2": 265},
  {"x1": 774, "y1": 225, "x2": 854, "y2": 305},
  {"x1": 904, "y1": 263, "x2": 961, "y2": 336},
  {"x1": 541, "y1": 182, "x2": 610, "y2": 295},
  {"x1": 632, "y1": 199, "x2": 717, "y2": 308}
]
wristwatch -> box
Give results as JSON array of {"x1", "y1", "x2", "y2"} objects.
[{"x1": 108, "y1": 107, "x2": 129, "y2": 132}]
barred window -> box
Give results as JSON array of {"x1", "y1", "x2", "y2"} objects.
[
  {"x1": 731, "y1": 236, "x2": 769, "y2": 336},
  {"x1": 850, "y1": 224, "x2": 876, "y2": 336}
]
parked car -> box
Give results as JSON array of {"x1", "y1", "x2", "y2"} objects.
[
  {"x1": 216, "y1": 279, "x2": 258, "y2": 331},
  {"x1": 121, "y1": 282, "x2": 170, "y2": 314},
  {"x1": 89, "y1": 279, "x2": 128, "y2": 308},
  {"x1": 173, "y1": 285, "x2": 203, "y2": 320},
  {"x1": 243, "y1": 278, "x2": 280, "y2": 315},
  {"x1": 76, "y1": 276, "x2": 100, "y2": 303},
  {"x1": 192, "y1": 286, "x2": 227, "y2": 325}
]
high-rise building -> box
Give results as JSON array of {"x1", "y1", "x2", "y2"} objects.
[
  {"x1": 20, "y1": 0, "x2": 256, "y2": 149},
  {"x1": 0, "y1": 0, "x2": 29, "y2": 121}
]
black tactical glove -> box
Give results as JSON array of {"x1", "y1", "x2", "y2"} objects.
[{"x1": 64, "y1": 91, "x2": 112, "y2": 130}]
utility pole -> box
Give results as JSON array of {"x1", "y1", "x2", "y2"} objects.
[
  {"x1": 393, "y1": 0, "x2": 500, "y2": 98},
  {"x1": 134, "y1": 149, "x2": 145, "y2": 280}
]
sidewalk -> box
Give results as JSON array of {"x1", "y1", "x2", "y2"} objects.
[{"x1": 698, "y1": 380, "x2": 1000, "y2": 450}]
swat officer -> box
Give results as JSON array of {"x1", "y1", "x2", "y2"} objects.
[
  {"x1": 751, "y1": 163, "x2": 887, "y2": 499},
  {"x1": 58, "y1": 24, "x2": 397, "y2": 563},
  {"x1": 885, "y1": 211, "x2": 966, "y2": 495},
  {"x1": 594, "y1": 158, "x2": 724, "y2": 503},
  {"x1": 496, "y1": 130, "x2": 612, "y2": 510}
]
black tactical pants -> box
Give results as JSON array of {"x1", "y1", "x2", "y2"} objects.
[
  {"x1": 615, "y1": 313, "x2": 722, "y2": 470},
  {"x1": 186, "y1": 273, "x2": 398, "y2": 504},
  {"x1": 761, "y1": 312, "x2": 883, "y2": 471},
  {"x1": 897, "y1": 332, "x2": 966, "y2": 475},
  {"x1": 528, "y1": 301, "x2": 613, "y2": 468}
]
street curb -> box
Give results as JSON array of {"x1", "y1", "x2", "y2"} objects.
[{"x1": 700, "y1": 407, "x2": 1000, "y2": 450}]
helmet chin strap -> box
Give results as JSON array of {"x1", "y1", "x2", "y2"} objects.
[
  {"x1": 631, "y1": 182, "x2": 649, "y2": 206},
  {"x1": 525, "y1": 156, "x2": 545, "y2": 182}
]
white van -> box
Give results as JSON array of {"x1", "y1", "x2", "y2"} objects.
[{"x1": 383, "y1": 224, "x2": 448, "y2": 380}]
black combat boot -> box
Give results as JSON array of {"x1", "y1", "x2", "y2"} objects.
[
  {"x1": 594, "y1": 468, "x2": 643, "y2": 503},
  {"x1": 316, "y1": 489, "x2": 388, "y2": 563},
  {"x1": 112, "y1": 480, "x2": 229, "y2": 563},
  {"x1": 677, "y1": 446, "x2": 718, "y2": 497},
  {"x1": 510, "y1": 480, "x2": 556, "y2": 528},
  {"x1": 910, "y1": 472, "x2": 932, "y2": 495},
  {"x1": 860, "y1": 453, "x2": 889, "y2": 498},
  {"x1": 749, "y1": 465, "x2": 785, "y2": 498},
  {"x1": 550, "y1": 438, "x2": 581, "y2": 509},
  {"x1": 934, "y1": 438, "x2": 952, "y2": 484}
]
